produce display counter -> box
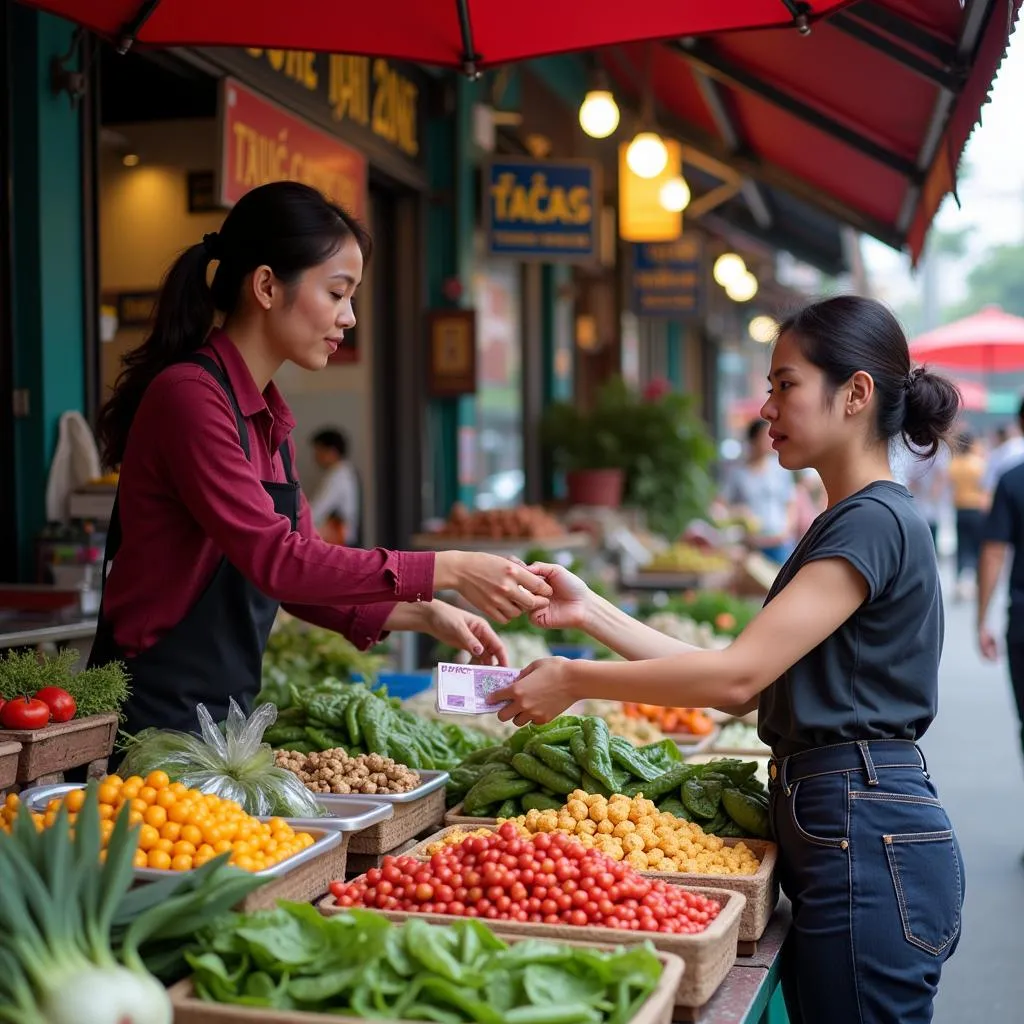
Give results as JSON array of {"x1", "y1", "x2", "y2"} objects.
[
  {"x1": 0, "y1": 613, "x2": 97, "y2": 651},
  {"x1": 694, "y1": 904, "x2": 790, "y2": 1024}
]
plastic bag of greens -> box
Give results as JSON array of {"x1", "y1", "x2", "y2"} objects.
[{"x1": 119, "y1": 698, "x2": 323, "y2": 818}]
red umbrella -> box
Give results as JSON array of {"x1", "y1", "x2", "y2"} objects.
[
  {"x1": 954, "y1": 378, "x2": 986, "y2": 412},
  {"x1": 19, "y1": 0, "x2": 847, "y2": 72},
  {"x1": 909, "y1": 307, "x2": 1024, "y2": 374}
]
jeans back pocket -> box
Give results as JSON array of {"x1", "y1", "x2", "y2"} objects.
[{"x1": 884, "y1": 829, "x2": 963, "y2": 955}]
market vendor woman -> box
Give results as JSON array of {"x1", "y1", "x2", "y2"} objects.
[
  {"x1": 493, "y1": 296, "x2": 964, "y2": 1024},
  {"x1": 90, "y1": 181, "x2": 550, "y2": 739}
]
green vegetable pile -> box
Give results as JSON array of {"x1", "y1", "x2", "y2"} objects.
[
  {"x1": 263, "y1": 681, "x2": 493, "y2": 770},
  {"x1": 260, "y1": 615, "x2": 385, "y2": 705},
  {"x1": 0, "y1": 649, "x2": 131, "y2": 719},
  {"x1": 449, "y1": 719, "x2": 770, "y2": 838},
  {"x1": 0, "y1": 780, "x2": 264, "y2": 1024},
  {"x1": 189, "y1": 902, "x2": 663, "y2": 1023},
  {"x1": 639, "y1": 592, "x2": 758, "y2": 639}
]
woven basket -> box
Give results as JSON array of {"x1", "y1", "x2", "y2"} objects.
[
  {"x1": 237, "y1": 833, "x2": 349, "y2": 913},
  {"x1": 0, "y1": 742, "x2": 21, "y2": 790},
  {"x1": 320, "y1": 886, "x2": 744, "y2": 1008},
  {"x1": 168, "y1": 942, "x2": 684, "y2": 1024},
  {"x1": 0, "y1": 714, "x2": 118, "y2": 782},
  {"x1": 347, "y1": 785, "x2": 446, "y2": 855},
  {"x1": 407, "y1": 826, "x2": 777, "y2": 944},
  {"x1": 443, "y1": 801, "x2": 501, "y2": 827}
]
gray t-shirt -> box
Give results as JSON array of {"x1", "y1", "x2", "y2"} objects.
[{"x1": 758, "y1": 481, "x2": 943, "y2": 757}]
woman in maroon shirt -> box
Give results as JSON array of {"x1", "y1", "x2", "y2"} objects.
[{"x1": 89, "y1": 181, "x2": 550, "y2": 739}]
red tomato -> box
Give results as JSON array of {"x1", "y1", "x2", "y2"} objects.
[
  {"x1": 33, "y1": 686, "x2": 76, "y2": 723},
  {"x1": 0, "y1": 696, "x2": 51, "y2": 730}
]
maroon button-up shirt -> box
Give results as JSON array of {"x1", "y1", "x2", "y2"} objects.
[{"x1": 103, "y1": 330, "x2": 436, "y2": 656}]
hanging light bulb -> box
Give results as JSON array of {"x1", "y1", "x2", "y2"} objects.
[
  {"x1": 713, "y1": 253, "x2": 746, "y2": 287},
  {"x1": 626, "y1": 131, "x2": 668, "y2": 178},
  {"x1": 579, "y1": 89, "x2": 620, "y2": 139},
  {"x1": 659, "y1": 176, "x2": 691, "y2": 212},
  {"x1": 748, "y1": 315, "x2": 778, "y2": 344},
  {"x1": 726, "y1": 271, "x2": 759, "y2": 302}
]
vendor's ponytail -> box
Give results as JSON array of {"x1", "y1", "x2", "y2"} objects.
[
  {"x1": 95, "y1": 181, "x2": 371, "y2": 467},
  {"x1": 96, "y1": 242, "x2": 215, "y2": 466}
]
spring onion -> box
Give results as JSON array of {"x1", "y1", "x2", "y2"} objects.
[{"x1": 0, "y1": 784, "x2": 170, "y2": 1024}]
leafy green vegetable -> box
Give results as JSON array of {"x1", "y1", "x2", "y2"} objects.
[{"x1": 189, "y1": 903, "x2": 663, "y2": 1022}]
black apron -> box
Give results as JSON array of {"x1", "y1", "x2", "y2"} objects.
[{"x1": 88, "y1": 353, "x2": 299, "y2": 740}]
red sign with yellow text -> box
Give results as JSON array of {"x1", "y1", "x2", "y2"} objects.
[{"x1": 219, "y1": 78, "x2": 367, "y2": 220}]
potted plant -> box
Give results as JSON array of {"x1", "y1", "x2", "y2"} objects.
[
  {"x1": 623, "y1": 379, "x2": 717, "y2": 540},
  {"x1": 540, "y1": 377, "x2": 716, "y2": 535},
  {"x1": 539, "y1": 378, "x2": 635, "y2": 506}
]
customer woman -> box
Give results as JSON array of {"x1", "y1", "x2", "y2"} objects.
[
  {"x1": 494, "y1": 296, "x2": 964, "y2": 1024},
  {"x1": 90, "y1": 181, "x2": 549, "y2": 738}
]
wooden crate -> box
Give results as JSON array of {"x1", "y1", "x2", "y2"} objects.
[
  {"x1": 0, "y1": 714, "x2": 118, "y2": 783},
  {"x1": 347, "y1": 785, "x2": 446, "y2": 855},
  {"x1": 169, "y1": 942, "x2": 684, "y2": 1024},
  {"x1": 0, "y1": 742, "x2": 22, "y2": 790},
  {"x1": 408, "y1": 825, "x2": 778, "y2": 945},
  {"x1": 320, "y1": 886, "x2": 744, "y2": 1009},
  {"x1": 235, "y1": 832, "x2": 349, "y2": 913}
]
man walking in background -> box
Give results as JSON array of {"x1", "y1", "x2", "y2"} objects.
[
  {"x1": 978, "y1": 457, "x2": 1024, "y2": 776},
  {"x1": 309, "y1": 428, "x2": 361, "y2": 547}
]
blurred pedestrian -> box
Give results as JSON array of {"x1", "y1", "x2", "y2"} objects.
[
  {"x1": 948, "y1": 431, "x2": 988, "y2": 600},
  {"x1": 309, "y1": 427, "x2": 361, "y2": 546},
  {"x1": 983, "y1": 407, "x2": 1024, "y2": 491},
  {"x1": 723, "y1": 419, "x2": 797, "y2": 564}
]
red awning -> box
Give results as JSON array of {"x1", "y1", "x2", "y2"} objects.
[
  {"x1": 606, "y1": 0, "x2": 1021, "y2": 261},
  {"x1": 17, "y1": 1, "x2": 849, "y2": 72}
]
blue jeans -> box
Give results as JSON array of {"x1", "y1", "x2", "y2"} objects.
[{"x1": 768, "y1": 740, "x2": 965, "y2": 1024}]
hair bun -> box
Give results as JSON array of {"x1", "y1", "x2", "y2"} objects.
[{"x1": 902, "y1": 366, "x2": 961, "y2": 457}]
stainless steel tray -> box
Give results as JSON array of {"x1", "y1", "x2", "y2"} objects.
[
  {"x1": 17, "y1": 782, "x2": 360, "y2": 879},
  {"x1": 315, "y1": 768, "x2": 449, "y2": 813},
  {"x1": 283, "y1": 798, "x2": 393, "y2": 834}
]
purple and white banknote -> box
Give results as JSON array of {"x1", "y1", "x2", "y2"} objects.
[{"x1": 435, "y1": 662, "x2": 521, "y2": 715}]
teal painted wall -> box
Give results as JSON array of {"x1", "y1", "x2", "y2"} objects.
[{"x1": 10, "y1": 8, "x2": 85, "y2": 578}]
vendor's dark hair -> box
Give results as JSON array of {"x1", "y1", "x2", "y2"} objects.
[
  {"x1": 777, "y1": 296, "x2": 960, "y2": 458},
  {"x1": 747, "y1": 419, "x2": 768, "y2": 443},
  {"x1": 96, "y1": 181, "x2": 371, "y2": 466}
]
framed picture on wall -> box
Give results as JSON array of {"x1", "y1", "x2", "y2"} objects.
[
  {"x1": 187, "y1": 171, "x2": 222, "y2": 213},
  {"x1": 426, "y1": 308, "x2": 477, "y2": 396}
]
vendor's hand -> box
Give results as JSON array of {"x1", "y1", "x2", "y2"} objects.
[
  {"x1": 525, "y1": 562, "x2": 592, "y2": 632},
  {"x1": 423, "y1": 600, "x2": 509, "y2": 665},
  {"x1": 978, "y1": 624, "x2": 999, "y2": 661},
  {"x1": 488, "y1": 656, "x2": 577, "y2": 726},
  {"x1": 435, "y1": 551, "x2": 551, "y2": 623}
]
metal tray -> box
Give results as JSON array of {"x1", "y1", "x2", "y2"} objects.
[
  {"x1": 17, "y1": 782, "x2": 360, "y2": 879},
  {"x1": 282, "y1": 799, "x2": 393, "y2": 834},
  {"x1": 315, "y1": 768, "x2": 449, "y2": 812}
]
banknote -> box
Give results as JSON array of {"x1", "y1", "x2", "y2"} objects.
[{"x1": 435, "y1": 662, "x2": 520, "y2": 714}]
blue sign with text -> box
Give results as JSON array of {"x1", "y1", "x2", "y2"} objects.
[
  {"x1": 631, "y1": 237, "x2": 704, "y2": 318},
  {"x1": 485, "y1": 159, "x2": 600, "y2": 262}
]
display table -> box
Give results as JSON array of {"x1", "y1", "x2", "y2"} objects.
[{"x1": 679, "y1": 903, "x2": 790, "y2": 1023}]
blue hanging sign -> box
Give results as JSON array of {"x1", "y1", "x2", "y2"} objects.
[
  {"x1": 485, "y1": 158, "x2": 600, "y2": 262},
  {"x1": 631, "y1": 236, "x2": 705, "y2": 318}
]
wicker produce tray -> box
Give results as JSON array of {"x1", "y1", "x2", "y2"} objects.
[
  {"x1": 318, "y1": 771, "x2": 448, "y2": 855},
  {"x1": 0, "y1": 742, "x2": 22, "y2": 790},
  {"x1": 0, "y1": 713, "x2": 118, "y2": 782},
  {"x1": 237, "y1": 830, "x2": 349, "y2": 912},
  {"x1": 20, "y1": 783, "x2": 350, "y2": 912},
  {"x1": 320, "y1": 886, "x2": 741, "y2": 1009},
  {"x1": 169, "y1": 940, "x2": 683, "y2": 1024},
  {"x1": 407, "y1": 826, "x2": 777, "y2": 946}
]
